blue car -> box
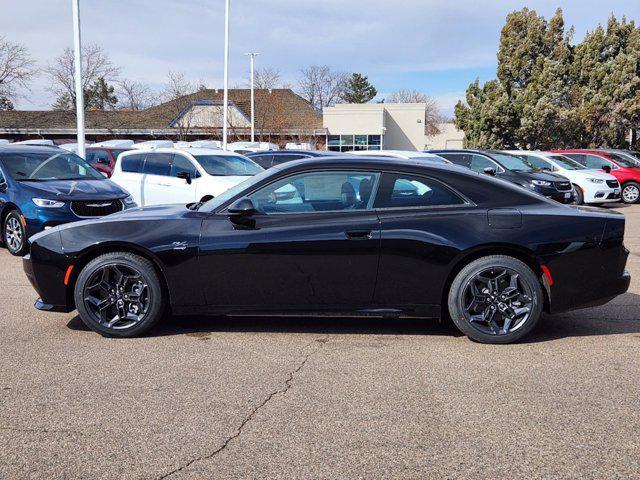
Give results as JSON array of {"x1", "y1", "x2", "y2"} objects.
[{"x1": 0, "y1": 144, "x2": 135, "y2": 256}]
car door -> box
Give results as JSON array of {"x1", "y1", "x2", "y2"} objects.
[
  {"x1": 139, "y1": 152, "x2": 178, "y2": 205},
  {"x1": 112, "y1": 152, "x2": 146, "y2": 204},
  {"x1": 372, "y1": 171, "x2": 476, "y2": 316},
  {"x1": 164, "y1": 153, "x2": 200, "y2": 204},
  {"x1": 198, "y1": 169, "x2": 382, "y2": 310}
]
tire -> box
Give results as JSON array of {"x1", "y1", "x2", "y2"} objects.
[
  {"x1": 2, "y1": 210, "x2": 28, "y2": 256},
  {"x1": 74, "y1": 252, "x2": 166, "y2": 337},
  {"x1": 447, "y1": 255, "x2": 543, "y2": 344},
  {"x1": 621, "y1": 181, "x2": 640, "y2": 204},
  {"x1": 572, "y1": 184, "x2": 584, "y2": 205}
]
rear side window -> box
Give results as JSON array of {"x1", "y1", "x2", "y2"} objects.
[
  {"x1": 374, "y1": 173, "x2": 466, "y2": 209},
  {"x1": 121, "y1": 154, "x2": 145, "y2": 173},
  {"x1": 86, "y1": 149, "x2": 111, "y2": 165},
  {"x1": 143, "y1": 153, "x2": 172, "y2": 176},
  {"x1": 249, "y1": 154, "x2": 273, "y2": 169},
  {"x1": 272, "y1": 154, "x2": 308, "y2": 165}
]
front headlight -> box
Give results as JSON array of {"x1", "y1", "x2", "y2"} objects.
[
  {"x1": 531, "y1": 180, "x2": 552, "y2": 187},
  {"x1": 587, "y1": 178, "x2": 604, "y2": 184},
  {"x1": 122, "y1": 195, "x2": 137, "y2": 207},
  {"x1": 33, "y1": 198, "x2": 65, "y2": 208}
]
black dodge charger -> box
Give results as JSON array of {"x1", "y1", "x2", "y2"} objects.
[{"x1": 23, "y1": 157, "x2": 630, "y2": 343}]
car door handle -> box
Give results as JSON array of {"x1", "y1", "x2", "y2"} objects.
[{"x1": 345, "y1": 230, "x2": 372, "y2": 240}]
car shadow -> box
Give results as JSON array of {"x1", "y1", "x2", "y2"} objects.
[{"x1": 66, "y1": 292, "x2": 640, "y2": 343}]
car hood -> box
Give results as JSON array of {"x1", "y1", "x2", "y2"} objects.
[
  {"x1": 512, "y1": 170, "x2": 569, "y2": 182},
  {"x1": 17, "y1": 179, "x2": 128, "y2": 201},
  {"x1": 105, "y1": 203, "x2": 191, "y2": 220}
]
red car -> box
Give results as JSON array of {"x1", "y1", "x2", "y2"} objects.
[
  {"x1": 552, "y1": 149, "x2": 640, "y2": 204},
  {"x1": 86, "y1": 147, "x2": 131, "y2": 177}
]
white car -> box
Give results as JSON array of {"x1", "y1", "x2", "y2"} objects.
[
  {"x1": 110, "y1": 147, "x2": 264, "y2": 207},
  {"x1": 350, "y1": 150, "x2": 451, "y2": 164},
  {"x1": 505, "y1": 150, "x2": 621, "y2": 205}
]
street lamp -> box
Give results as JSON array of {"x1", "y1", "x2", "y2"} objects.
[
  {"x1": 222, "y1": 0, "x2": 230, "y2": 149},
  {"x1": 244, "y1": 52, "x2": 259, "y2": 142},
  {"x1": 71, "y1": 0, "x2": 86, "y2": 158}
]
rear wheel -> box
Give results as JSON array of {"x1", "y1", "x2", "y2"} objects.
[
  {"x1": 622, "y1": 182, "x2": 640, "y2": 204},
  {"x1": 74, "y1": 252, "x2": 165, "y2": 337},
  {"x1": 447, "y1": 255, "x2": 543, "y2": 344},
  {"x1": 2, "y1": 210, "x2": 28, "y2": 256}
]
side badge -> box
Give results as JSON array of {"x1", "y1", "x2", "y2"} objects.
[{"x1": 172, "y1": 241, "x2": 188, "y2": 251}]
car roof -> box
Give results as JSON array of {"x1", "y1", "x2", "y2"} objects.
[
  {"x1": 0, "y1": 144, "x2": 68, "y2": 155},
  {"x1": 247, "y1": 150, "x2": 345, "y2": 156},
  {"x1": 353, "y1": 150, "x2": 440, "y2": 158},
  {"x1": 120, "y1": 147, "x2": 245, "y2": 157},
  {"x1": 271, "y1": 155, "x2": 472, "y2": 176}
]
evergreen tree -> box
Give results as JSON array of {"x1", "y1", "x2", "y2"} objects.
[
  {"x1": 341, "y1": 73, "x2": 377, "y2": 103},
  {"x1": 85, "y1": 77, "x2": 118, "y2": 110},
  {"x1": 0, "y1": 96, "x2": 14, "y2": 111}
]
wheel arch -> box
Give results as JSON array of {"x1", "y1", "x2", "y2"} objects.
[
  {"x1": 440, "y1": 243, "x2": 551, "y2": 319},
  {"x1": 0, "y1": 202, "x2": 20, "y2": 225},
  {"x1": 65, "y1": 242, "x2": 173, "y2": 311}
]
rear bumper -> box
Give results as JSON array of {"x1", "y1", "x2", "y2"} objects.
[{"x1": 550, "y1": 270, "x2": 631, "y2": 313}]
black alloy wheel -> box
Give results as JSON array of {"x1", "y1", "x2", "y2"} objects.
[
  {"x1": 3, "y1": 210, "x2": 28, "y2": 256},
  {"x1": 74, "y1": 252, "x2": 165, "y2": 337},
  {"x1": 573, "y1": 184, "x2": 584, "y2": 205},
  {"x1": 448, "y1": 255, "x2": 543, "y2": 344}
]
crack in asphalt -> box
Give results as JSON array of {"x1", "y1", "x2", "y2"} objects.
[{"x1": 156, "y1": 337, "x2": 328, "y2": 480}]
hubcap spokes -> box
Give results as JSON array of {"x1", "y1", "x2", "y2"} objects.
[
  {"x1": 461, "y1": 268, "x2": 533, "y2": 336},
  {"x1": 5, "y1": 218, "x2": 23, "y2": 251},
  {"x1": 623, "y1": 186, "x2": 639, "y2": 202},
  {"x1": 83, "y1": 264, "x2": 150, "y2": 330}
]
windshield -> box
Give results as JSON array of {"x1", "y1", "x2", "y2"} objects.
[
  {"x1": 201, "y1": 168, "x2": 275, "y2": 211},
  {"x1": 490, "y1": 153, "x2": 535, "y2": 171},
  {"x1": 606, "y1": 152, "x2": 639, "y2": 168},
  {"x1": 548, "y1": 155, "x2": 586, "y2": 170},
  {"x1": 0, "y1": 151, "x2": 104, "y2": 181},
  {"x1": 193, "y1": 154, "x2": 263, "y2": 176}
]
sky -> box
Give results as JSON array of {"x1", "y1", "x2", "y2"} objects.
[{"x1": 2, "y1": 0, "x2": 639, "y2": 116}]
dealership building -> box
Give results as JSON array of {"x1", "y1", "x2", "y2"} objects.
[{"x1": 0, "y1": 89, "x2": 463, "y2": 150}]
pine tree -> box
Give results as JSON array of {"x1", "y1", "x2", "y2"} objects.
[
  {"x1": 0, "y1": 96, "x2": 14, "y2": 111},
  {"x1": 341, "y1": 73, "x2": 377, "y2": 103},
  {"x1": 85, "y1": 77, "x2": 118, "y2": 110}
]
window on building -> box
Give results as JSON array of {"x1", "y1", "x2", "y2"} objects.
[{"x1": 327, "y1": 134, "x2": 382, "y2": 152}]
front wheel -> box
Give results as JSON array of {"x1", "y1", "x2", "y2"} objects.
[
  {"x1": 572, "y1": 184, "x2": 584, "y2": 205},
  {"x1": 74, "y1": 252, "x2": 166, "y2": 337},
  {"x1": 447, "y1": 255, "x2": 543, "y2": 344},
  {"x1": 3, "y1": 210, "x2": 28, "y2": 256},
  {"x1": 622, "y1": 182, "x2": 640, "y2": 204}
]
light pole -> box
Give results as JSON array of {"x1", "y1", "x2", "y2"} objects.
[
  {"x1": 71, "y1": 0, "x2": 86, "y2": 158},
  {"x1": 244, "y1": 52, "x2": 259, "y2": 142},
  {"x1": 222, "y1": 0, "x2": 230, "y2": 149}
]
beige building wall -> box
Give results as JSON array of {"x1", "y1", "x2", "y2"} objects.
[
  {"x1": 323, "y1": 103, "x2": 464, "y2": 151},
  {"x1": 425, "y1": 122, "x2": 465, "y2": 149}
]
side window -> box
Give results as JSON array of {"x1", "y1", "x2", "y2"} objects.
[
  {"x1": 170, "y1": 154, "x2": 198, "y2": 178},
  {"x1": 469, "y1": 154, "x2": 499, "y2": 173},
  {"x1": 584, "y1": 154, "x2": 616, "y2": 170},
  {"x1": 143, "y1": 153, "x2": 172, "y2": 176},
  {"x1": 272, "y1": 154, "x2": 309, "y2": 166},
  {"x1": 247, "y1": 171, "x2": 379, "y2": 214},
  {"x1": 121, "y1": 153, "x2": 145, "y2": 173},
  {"x1": 440, "y1": 153, "x2": 469, "y2": 167},
  {"x1": 374, "y1": 173, "x2": 466, "y2": 209},
  {"x1": 250, "y1": 154, "x2": 273, "y2": 169},
  {"x1": 88, "y1": 149, "x2": 111, "y2": 165}
]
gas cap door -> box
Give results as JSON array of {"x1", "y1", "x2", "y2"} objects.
[{"x1": 487, "y1": 208, "x2": 522, "y2": 229}]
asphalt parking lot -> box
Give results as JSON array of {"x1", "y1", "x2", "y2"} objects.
[{"x1": 1, "y1": 205, "x2": 640, "y2": 479}]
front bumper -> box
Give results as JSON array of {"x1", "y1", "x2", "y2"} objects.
[
  {"x1": 23, "y1": 251, "x2": 74, "y2": 314},
  {"x1": 535, "y1": 187, "x2": 574, "y2": 203}
]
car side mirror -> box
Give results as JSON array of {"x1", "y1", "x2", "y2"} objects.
[
  {"x1": 602, "y1": 165, "x2": 611, "y2": 173},
  {"x1": 483, "y1": 167, "x2": 496, "y2": 176},
  {"x1": 228, "y1": 197, "x2": 258, "y2": 216},
  {"x1": 176, "y1": 171, "x2": 192, "y2": 184}
]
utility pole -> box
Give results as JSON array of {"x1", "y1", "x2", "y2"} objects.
[
  {"x1": 244, "y1": 52, "x2": 259, "y2": 142},
  {"x1": 71, "y1": 0, "x2": 86, "y2": 158},
  {"x1": 222, "y1": 0, "x2": 230, "y2": 149}
]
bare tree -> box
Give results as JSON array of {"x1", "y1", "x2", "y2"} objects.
[
  {"x1": 0, "y1": 36, "x2": 37, "y2": 102},
  {"x1": 386, "y1": 89, "x2": 443, "y2": 135},
  {"x1": 160, "y1": 70, "x2": 198, "y2": 140},
  {"x1": 247, "y1": 67, "x2": 285, "y2": 90},
  {"x1": 45, "y1": 43, "x2": 120, "y2": 110},
  {"x1": 297, "y1": 65, "x2": 347, "y2": 110},
  {"x1": 117, "y1": 79, "x2": 155, "y2": 110}
]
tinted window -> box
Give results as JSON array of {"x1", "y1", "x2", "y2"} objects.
[
  {"x1": 547, "y1": 155, "x2": 585, "y2": 170},
  {"x1": 272, "y1": 153, "x2": 309, "y2": 166},
  {"x1": 569, "y1": 154, "x2": 615, "y2": 170},
  {"x1": 374, "y1": 173, "x2": 465, "y2": 208},
  {"x1": 121, "y1": 154, "x2": 145, "y2": 173},
  {"x1": 605, "y1": 152, "x2": 638, "y2": 168},
  {"x1": 0, "y1": 151, "x2": 104, "y2": 181},
  {"x1": 248, "y1": 171, "x2": 379, "y2": 214},
  {"x1": 249, "y1": 154, "x2": 273, "y2": 169},
  {"x1": 443, "y1": 153, "x2": 498, "y2": 173},
  {"x1": 86, "y1": 149, "x2": 111, "y2": 165},
  {"x1": 518, "y1": 155, "x2": 553, "y2": 170},
  {"x1": 193, "y1": 155, "x2": 263, "y2": 176},
  {"x1": 170, "y1": 154, "x2": 198, "y2": 178},
  {"x1": 143, "y1": 153, "x2": 172, "y2": 176},
  {"x1": 489, "y1": 153, "x2": 535, "y2": 171}
]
